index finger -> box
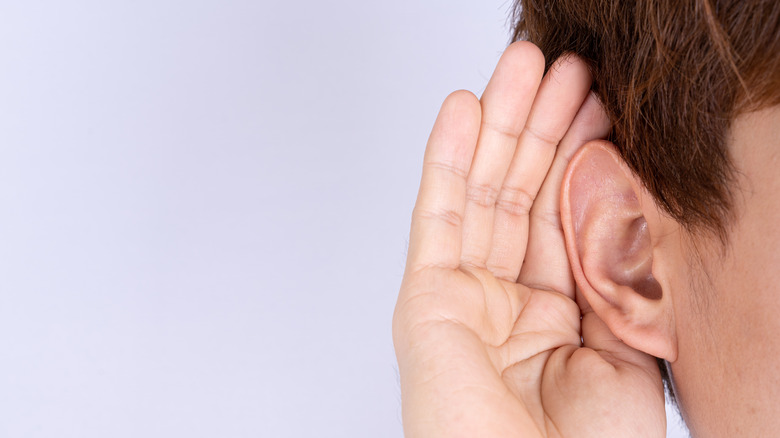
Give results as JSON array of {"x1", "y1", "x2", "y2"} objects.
[{"x1": 485, "y1": 55, "x2": 592, "y2": 282}]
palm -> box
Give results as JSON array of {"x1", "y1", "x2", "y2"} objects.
[{"x1": 394, "y1": 43, "x2": 665, "y2": 438}]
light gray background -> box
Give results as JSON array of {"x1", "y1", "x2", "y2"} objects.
[{"x1": 0, "y1": 1, "x2": 688, "y2": 437}]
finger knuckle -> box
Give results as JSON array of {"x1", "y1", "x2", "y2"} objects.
[
  {"x1": 530, "y1": 208, "x2": 562, "y2": 229},
  {"x1": 489, "y1": 264, "x2": 518, "y2": 283},
  {"x1": 482, "y1": 119, "x2": 521, "y2": 141},
  {"x1": 466, "y1": 182, "x2": 500, "y2": 208},
  {"x1": 424, "y1": 160, "x2": 468, "y2": 179},
  {"x1": 495, "y1": 186, "x2": 535, "y2": 216},
  {"x1": 521, "y1": 125, "x2": 559, "y2": 147},
  {"x1": 413, "y1": 206, "x2": 463, "y2": 228}
]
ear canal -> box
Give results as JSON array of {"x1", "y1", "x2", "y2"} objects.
[{"x1": 607, "y1": 216, "x2": 661, "y2": 301}]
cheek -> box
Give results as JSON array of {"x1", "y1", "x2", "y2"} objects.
[
  {"x1": 718, "y1": 104, "x2": 780, "y2": 380},
  {"x1": 667, "y1": 249, "x2": 722, "y2": 436},
  {"x1": 671, "y1": 104, "x2": 780, "y2": 436},
  {"x1": 670, "y1": 196, "x2": 780, "y2": 436}
]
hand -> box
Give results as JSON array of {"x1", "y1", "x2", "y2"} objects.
[{"x1": 393, "y1": 42, "x2": 666, "y2": 437}]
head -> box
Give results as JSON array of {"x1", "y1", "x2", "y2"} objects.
[{"x1": 511, "y1": 0, "x2": 780, "y2": 436}]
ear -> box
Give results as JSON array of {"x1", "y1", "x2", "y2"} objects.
[{"x1": 561, "y1": 140, "x2": 678, "y2": 361}]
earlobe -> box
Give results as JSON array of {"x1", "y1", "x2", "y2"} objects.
[{"x1": 561, "y1": 140, "x2": 678, "y2": 361}]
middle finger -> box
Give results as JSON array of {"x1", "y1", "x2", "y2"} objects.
[{"x1": 486, "y1": 54, "x2": 592, "y2": 281}]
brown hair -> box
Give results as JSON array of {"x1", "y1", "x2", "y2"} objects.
[{"x1": 511, "y1": 0, "x2": 780, "y2": 241}]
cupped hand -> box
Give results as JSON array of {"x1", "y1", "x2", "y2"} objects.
[{"x1": 393, "y1": 42, "x2": 666, "y2": 437}]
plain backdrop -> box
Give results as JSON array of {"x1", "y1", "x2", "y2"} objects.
[{"x1": 0, "y1": 1, "x2": 689, "y2": 437}]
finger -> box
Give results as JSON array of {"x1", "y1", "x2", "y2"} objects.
[
  {"x1": 516, "y1": 93, "x2": 611, "y2": 295},
  {"x1": 485, "y1": 55, "x2": 592, "y2": 282},
  {"x1": 406, "y1": 90, "x2": 481, "y2": 272},
  {"x1": 459, "y1": 41, "x2": 545, "y2": 267}
]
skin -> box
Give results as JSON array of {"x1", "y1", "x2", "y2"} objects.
[
  {"x1": 393, "y1": 41, "x2": 780, "y2": 437},
  {"x1": 393, "y1": 42, "x2": 665, "y2": 437},
  {"x1": 669, "y1": 106, "x2": 780, "y2": 437}
]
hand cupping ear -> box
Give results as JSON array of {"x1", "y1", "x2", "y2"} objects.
[{"x1": 394, "y1": 41, "x2": 667, "y2": 438}]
